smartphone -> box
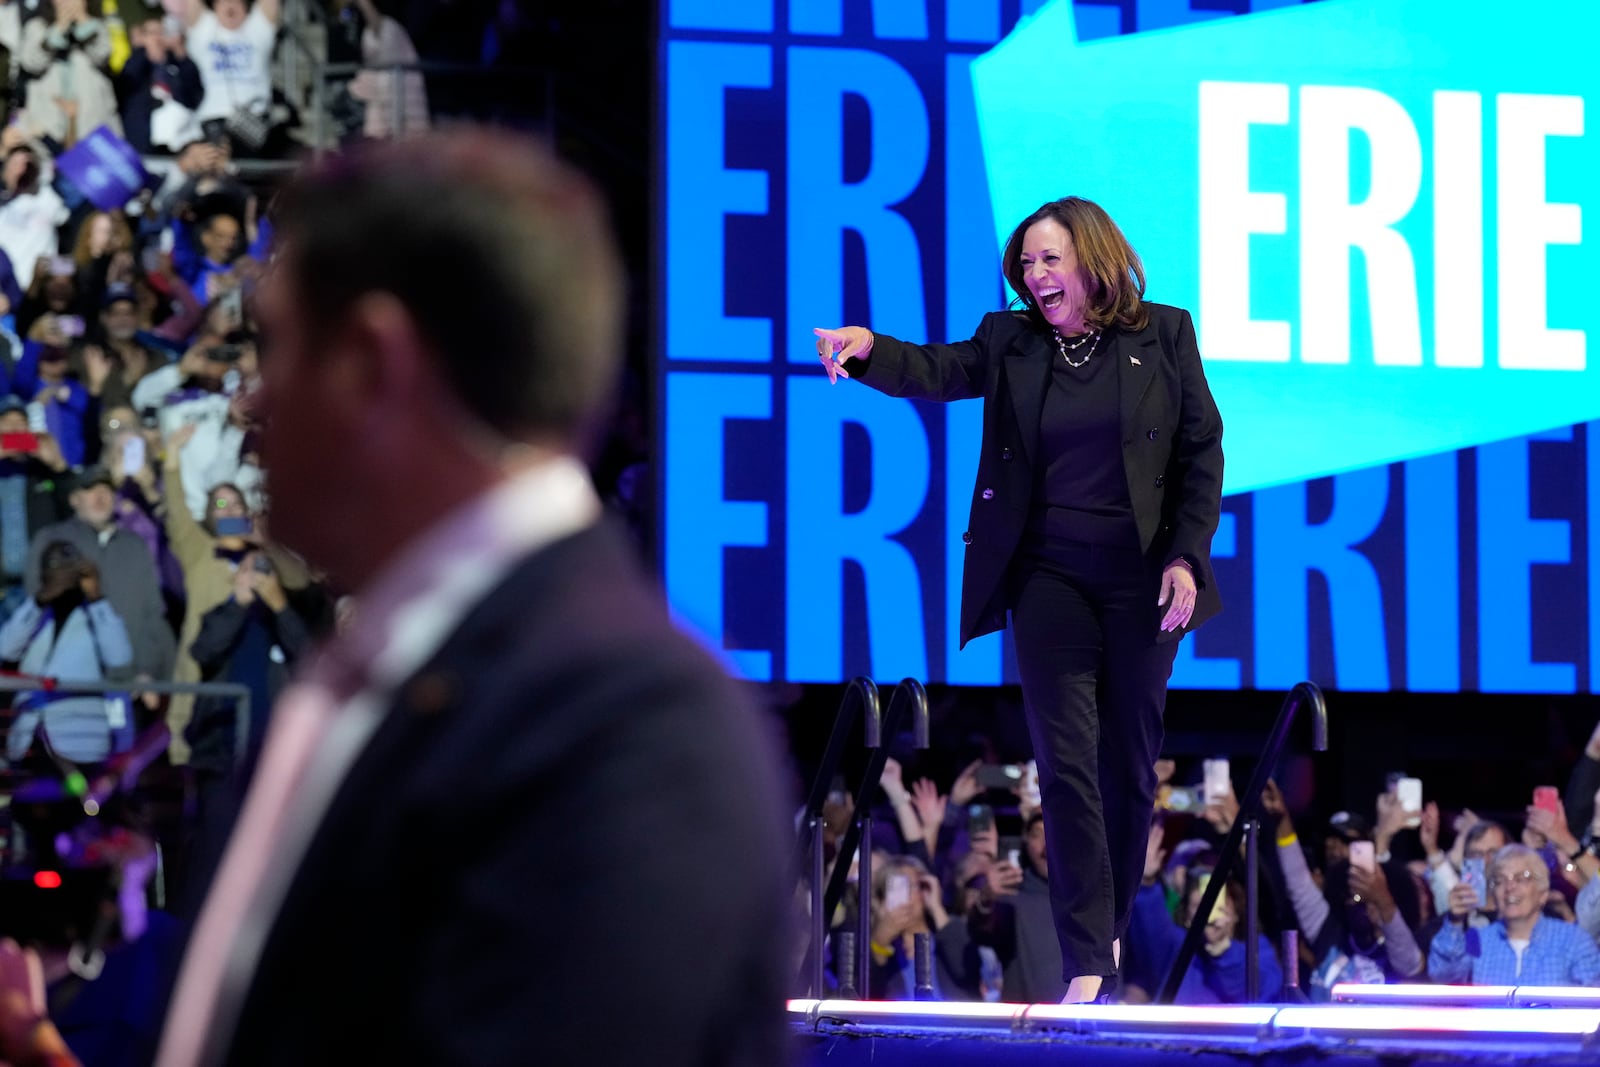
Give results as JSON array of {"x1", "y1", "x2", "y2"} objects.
[
  {"x1": 1203, "y1": 758, "x2": 1231, "y2": 803},
  {"x1": 1021, "y1": 759, "x2": 1041, "y2": 808},
  {"x1": 966, "y1": 803, "x2": 994, "y2": 839},
  {"x1": 1462, "y1": 856, "x2": 1487, "y2": 907},
  {"x1": 162, "y1": 13, "x2": 183, "y2": 37},
  {"x1": 252, "y1": 553, "x2": 274, "y2": 575},
  {"x1": 56, "y1": 314, "x2": 85, "y2": 339},
  {"x1": 1349, "y1": 840, "x2": 1376, "y2": 873},
  {"x1": 120, "y1": 434, "x2": 146, "y2": 476},
  {"x1": 998, "y1": 835, "x2": 1023, "y2": 867},
  {"x1": 1534, "y1": 786, "x2": 1562, "y2": 816},
  {"x1": 1397, "y1": 777, "x2": 1423, "y2": 825},
  {"x1": 975, "y1": 763, "x2": 1024, "y2": 791},
  {"x1": 48, "y1": 255, "x2": 75, "y2": 278},
  {"x1": 0, "y1": 432, "x2": 39, "y2": 453},
  {"x1": 214, "y1": 516, "x2": 253, "y2": 537},
  {"x1": 884, "y1": 873, "x2": 911, "y2": 912}
]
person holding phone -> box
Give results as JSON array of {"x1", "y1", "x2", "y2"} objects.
[
  {"x1": 866, "y1": 855, "x2": 982, "y2": 1001},
  {"x1": 0, "y1": 142, "x2": 69, "y2": 290},
  {"x1": 159, "y1": 422, "x2": 310, "y2": 764},
  {"x1": 0, "y1": 539, "x2": 133, "y2": 767},
  {"x1": 1432, "y1": 843, "x2": 1600, "y2": 986},
  {"x1": 17, "y1": 0, "x2": 122, "y2": 146},
  {"x1": 1128, "y1": 825, "x2": 1284, "y2": 1005},
  {"x1": 0, "y1": 394, "x2": 71, "y2": 621},
  {"x1": 968, "y1": 812, "x2": 1072, "y2": 1002},
  {"x1": 22, "y1": 464, "x2": 176, "y2": 680},
  {"x1": 117, "y1": 15, "x2": 205, "y2": 154},
  {"x1": 815, "y1": 197, "x2": 1224, "y2": 1002},
  {"x1": 185, "y1": 547, "x2": 317, "y2": 826},
  {"x1": 1263, "y1": 781, "x2": 1425, "y2": 997}
]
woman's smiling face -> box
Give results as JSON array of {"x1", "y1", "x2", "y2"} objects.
[{"x1": 1017, "y1": 217, "x2": 1091, "y2": 330}]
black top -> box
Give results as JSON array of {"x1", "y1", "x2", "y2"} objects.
[{"x1": 1031, "y1": 333, "x2": 1139, "y2": 547}]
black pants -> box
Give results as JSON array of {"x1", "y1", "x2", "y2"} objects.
[{"x1": 1009, "y1": 535, "x2": 1178, "y2": 982}]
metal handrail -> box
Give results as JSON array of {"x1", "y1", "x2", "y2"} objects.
[
  {"x1": 795, "y1": 677, "x2": 931, "y2": 998},
  {"x1": 1156, "y1": 681, "x2": 1328, "y2": 1004},
  {"x1": 0, "y1": 675, "x2": 255, "y2": 768},
  {"x1": 796, "y1": 677, "x2": 878, "y2": 997}
]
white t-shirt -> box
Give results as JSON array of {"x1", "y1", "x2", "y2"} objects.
[
  {"x1": 189, "y1": 8, "x2": 278, "y2": 123},
  {"x1": 0, "y1": 185, "x2": 70, "y2": 289}
]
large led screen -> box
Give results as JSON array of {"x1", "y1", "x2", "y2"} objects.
[{"x1": 658, "y1": 0, "x2": 1600, "y2": 693}]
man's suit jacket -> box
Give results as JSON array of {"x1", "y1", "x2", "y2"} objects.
[
  {"x1": 853, "y1": 303, "x2": 1224, "y2": 647},
  {"x1": 219, "y1": 522, "x2": 791, "y2": 1065}
]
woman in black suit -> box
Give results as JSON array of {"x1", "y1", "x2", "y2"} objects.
[{"x1": 816, "y1": 196, "x2": 1224, "y2": 1003}]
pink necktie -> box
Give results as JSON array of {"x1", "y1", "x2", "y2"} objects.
[{"x1": 157, "y1": 650, "x2": 360, "y2": 1066}]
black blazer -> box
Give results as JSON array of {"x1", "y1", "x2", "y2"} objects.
[
  {"x1": 853, "y1": 303, "x2": 1224, "y2": 647},
  {"x1": 216, "y1": 522, "x2": 793, "y2": 1066}
]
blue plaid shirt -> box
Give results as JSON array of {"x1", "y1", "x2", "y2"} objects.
[{"x1": 1428, "y1": 915, "x2": 1600, "y2": 986}]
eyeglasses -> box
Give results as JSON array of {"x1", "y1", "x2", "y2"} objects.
[{"x1": 1488, "y1": 869, "x2": 1541, "y2": 891}]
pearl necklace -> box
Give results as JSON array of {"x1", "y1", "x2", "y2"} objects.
[{"x1": 1052, "y1": 327, "x2": 1101, "y2": 368}]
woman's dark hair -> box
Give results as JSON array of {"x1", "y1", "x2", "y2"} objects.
[
  {"x1": 203, "y1": 481, "x2": 247, "y2": 537},
  {"x1": 1001, "y1": 196, "x2": 1149, "y2": 333}
]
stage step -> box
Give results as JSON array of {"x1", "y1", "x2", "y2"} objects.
[{"x1": 791, "y1": 997, "x2": 1600, "y2": 1065}]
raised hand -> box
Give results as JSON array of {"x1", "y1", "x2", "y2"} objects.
[
  {"x1": 77, "y1": 560, "x2": 102, "y2": 601},
  {"x1": 1143, "y1": 820, "x2": 1167, "y2": 883},
  {"x1": 1348, "y1": 861, "x2": 1394, "y2": 920},
  {"x1": 1202, "y1": 782, "x2": 1239, "y2": 835},
  {"x1": 909, "y1": 778, "x2": 946, "y2": 839},
  {"x1": 871, "y1": 901, "x2": 917, "y2": 947},
  {"x1": 879, "y1": 756, "x2": 908, "y2": 802},
  {"x1": 950, "y1": 759, "x2": 983, "y2": 807},
  {"x1": 1375, "y1": 790, "x2": 1406, "y2": 840},
  {"x1": 33, "y1": 433, "x2": 66, "y2": 473},
  {"x1": 82, "y1": 344, "x2": 114, "y2": 396},
  {"x1": 1447, "y1": 880, "x2": 1479, "y2": 919},
  {"x1": 166, "y1": 422, "x2": 198, "y2": 454},
  {"x1": 983, "y1": 859, "x2": 1024, "y2": 902},
  {"x1": 1525, "y1": 804, "x2": 1579, "y2": 856}
]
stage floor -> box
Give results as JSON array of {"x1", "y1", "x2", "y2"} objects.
[{"x1": 790, "y1": 988, "x2": 1600, "y2": 1065}]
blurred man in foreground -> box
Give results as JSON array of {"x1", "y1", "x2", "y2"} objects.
[{"x1": 1, "y1": 129, "x2": 790, "y2": 1066}]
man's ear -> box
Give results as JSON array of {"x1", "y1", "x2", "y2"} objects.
[{"x1": 319, "y1": 292, "x2": 429, "y2": 422}]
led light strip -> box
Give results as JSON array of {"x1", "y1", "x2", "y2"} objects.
[{"x1": 789, "y1": 999, "x2": 1600, "y2": 1044}]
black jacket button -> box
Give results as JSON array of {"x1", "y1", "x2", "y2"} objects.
[
  {"x1": 1001, "y1": 447, "x2": 1014, "y2": 461},
  {"x1": 1148, "y1": 428, "x2": 1159, "y2": 441},
  {"x1": 962, "y1": 531, "x2": 973, "y2": 545},
  {"x1": 1154, "y1": 475, "x2": 1165, "y2": 488}
]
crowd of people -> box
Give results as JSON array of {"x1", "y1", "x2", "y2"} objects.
[
  {"x1": 0, "y1": 2, "x2": 643, "y2": 859},
  {"x1": 0, "y1": 0, "x2": 435, "y2": 158},
  {"x1": 811, "y1": 718, "x2": 1600, "y2": 1003}
]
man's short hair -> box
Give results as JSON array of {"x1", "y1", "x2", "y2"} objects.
[
  {"x1": 1465, "y1": 820, "x2": 1508, "y2": 854},
  {"x1": 276, "y1": 131, "x2": 626, "y2": 452},
  {"x1": 1489, "y1": 842, "x2": 1550, "y2": 893}
]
